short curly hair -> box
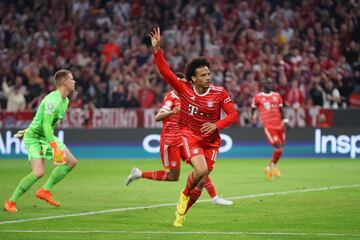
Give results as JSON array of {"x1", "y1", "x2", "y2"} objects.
[{"x1": 184, "y1": 57, "x2": 211, "y2": 82}]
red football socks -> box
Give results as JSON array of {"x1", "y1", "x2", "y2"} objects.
[
  {"x1": 204, "y1": 176, "x2": 216, "y2": 198},
  {"x1": 141, "y1": 170, "x2": 169, "y2": 181},
  {"x1": 185, "y1": 186, "x2": 203, "y2": 213},
  {"x1": 182, "y1": 172, "x2": 197, "y2": 196},
  {"x1": 270, "y1": 148, "x2": 283, "y2": 166}
]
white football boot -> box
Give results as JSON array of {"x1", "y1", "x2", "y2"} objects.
[
  {"x1": 212, "y1": 196, "x2": 233, "y2": 205},
  {"x1": 125, "y1": 167, "x2": 142, "y2": 186}
]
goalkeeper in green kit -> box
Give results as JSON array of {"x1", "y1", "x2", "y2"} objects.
[{"x1": 4, "y1": 70, "x2": 78, "y2": 212}]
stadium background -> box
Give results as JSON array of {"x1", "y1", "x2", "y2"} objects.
[{"x1": 0, "y1": 0, "x2": 359, "y2": 158}]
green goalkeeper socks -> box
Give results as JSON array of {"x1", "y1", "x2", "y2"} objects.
[
  {"x1": 43, "y1": 165, "x2": 71, "y2": 191},
  {"x1": 10, "y1": 172, "x2": 38, "y2": 202},
  {"x1": 8, "y1": 166, "x2": 72, "y2": 202}
]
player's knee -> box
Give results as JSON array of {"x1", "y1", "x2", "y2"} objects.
[
  {"x1": 33, "y1": 169, "x2": 44, "y2": 179},
  {"x1": 275, "y1": 146, "x2": 283, "y2": 153},
  {"x1": 168, "y1": 174, "x2": 179, "y2": 181},
  {"x1": 168, "y1": 170, "x2": 180, "y2": 181},
  {"x1": 274, "y1": 142, "x2": 283, "y2": 149},
  {"x1": 67, "y1": 157, "x2": 77, "y2": 169},
  {"x1": 196, "y1": 168, "x2": 208, "y2": 179}
]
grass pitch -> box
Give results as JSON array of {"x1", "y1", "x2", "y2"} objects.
[{"x1": 0, "y1": 158, "x2": 359, "y2": 240}]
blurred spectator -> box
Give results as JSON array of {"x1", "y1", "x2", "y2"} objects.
[
  {"x1": 309, "y1": 80, "x2": 325, "y2": 107},
  {"x1": 0, "y1": 0, "x2": 359, "y2": 110},
  {"x1": 286, "y1": 80, "x2": 305, "y2": 108},
  {"x1": 316, "y1": 113, "x2": 330, "y2": 128},
  {"x1": 1, "y1": 76, "x2": 26, "y2": 111},
  {"x1": 101, "y1": 36, "x2": 121, "y2": 64},
  {"x1": 112, "y1": 85, "x2": 127, "y2": 107},
  {"x1": 323, "y1": 80, "x2": 341, "y2": 109}
]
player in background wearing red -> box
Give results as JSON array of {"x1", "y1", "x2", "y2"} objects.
[
  {"x1": 250, "y1": 77, "x2": 289, "y2": 180},
  {"x1": 149, "y1": 27, "x2": 238, "y2": 227},
  {"x1": 126, "y1": 73, "x2": 233, "y2": 206}
]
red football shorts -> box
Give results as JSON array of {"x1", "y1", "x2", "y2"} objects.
[
  {"x1": 160, "y1": 140, "x2": 182, "y2": 169},
  {"x1": 264, "y1": 128, "x2": 285, "y2": 146},
  {"x1": 181, "y1": 135, "x2": 220, "y2": 172}
]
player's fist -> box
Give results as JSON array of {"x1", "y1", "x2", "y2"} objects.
[{"x1": 49, "y1": 141, "x2": 66, "y2": 165}]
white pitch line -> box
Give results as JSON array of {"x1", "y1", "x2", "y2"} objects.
[
  {"x1": 0, "y1": 229, "x2": 360, "y2": 237},
  {"x1": 0, "y1": 183, "x2": 359, "y2": 226}
]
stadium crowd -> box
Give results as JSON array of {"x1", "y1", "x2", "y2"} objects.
[{"x1": 0, "y1": 0, "x2": 359, "y2": 111}]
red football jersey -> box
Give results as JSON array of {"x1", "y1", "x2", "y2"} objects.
[
  {"x1": 252, "y1": 91, "x2": 284, "y2": 129},
  {"x1": 154, "y1": 50, "x2": 238, "y2": 142},
  {"x1": 160, "y1": 90, "x2": 182, "y2": 145}
]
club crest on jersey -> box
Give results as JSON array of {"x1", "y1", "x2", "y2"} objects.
[
  {"x1": 192, "y1": 147, "x2": 200, "y2": 155},
  {"x1": 165, "y1": 100, "x2": 172, "y2": 107},
  {"x1": 207, "y1": 100, "x2": 214, "y2": 108},
  {"x1": 190, "y1": 96, "x2": 196, "y2": 101},
  {"x1": 45, "y1": 103, "x2": 55, "y2": 114},
  {"x1": 263, "y1": 102, "x2": 271, "y2": 110}
]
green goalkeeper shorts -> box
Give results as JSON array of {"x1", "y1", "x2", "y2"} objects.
[{"x1": 23, "y1": 131, "x2": 66, "y2": 161}]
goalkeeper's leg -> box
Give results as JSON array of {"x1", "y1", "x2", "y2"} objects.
[
  {"x1": 4, "y1": 158, "x2": 44, "y2": 212},
  {"x1": 37, "y1": 147, "x2": 77, "y2": 206}
]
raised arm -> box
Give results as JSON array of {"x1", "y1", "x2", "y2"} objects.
[{"x1": 149, "y1": 27, "x2": 184, "y2": 93}]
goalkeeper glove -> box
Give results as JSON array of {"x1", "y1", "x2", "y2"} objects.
[{"x1": 49, "y1": 141, "x2": 66, "y2": 165}]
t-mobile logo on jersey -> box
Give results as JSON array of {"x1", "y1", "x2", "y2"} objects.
[
  {"x1": 188, "y1": 104, "x2": 199, "y2": 116},
  {"x1": 315, "y1": 129, "x2": 360, "y2": 159}
]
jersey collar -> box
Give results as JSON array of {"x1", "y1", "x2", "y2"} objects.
[
  {"x1": 260, "y1": 91, "x2": 274, "y2": 96},
  {"x1": 193, "y1": 85, "x2": 211, "y2": 96}
]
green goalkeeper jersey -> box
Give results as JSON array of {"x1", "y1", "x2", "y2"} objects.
[{"x1": 27, "y1": 90, "x2": 69, "y2": 142}]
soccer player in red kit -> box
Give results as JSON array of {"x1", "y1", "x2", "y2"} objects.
[
  {"x1": 126, "y1": 80, "x2": 233, "y2": 205},
  {"x1": 149, "y1": 27, "x2": 238, "y2": 227},
  {"x1": 250, "y1": 77, "x2": 289, "y2": 180}
]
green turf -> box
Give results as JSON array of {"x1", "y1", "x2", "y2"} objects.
[{"x1": 0, "y1": 158, "x2": 359, "y2": 240}]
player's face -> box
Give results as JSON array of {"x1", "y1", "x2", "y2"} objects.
[
  {"x1": 64, "y1": 73, "x2": 76, "y2": 92},
  {"x1": 262, "y1": 78, "x2": 273, "y2": 92},
  {"x1": 193, "y1": 66, "x2": 211, "y2": 89}
]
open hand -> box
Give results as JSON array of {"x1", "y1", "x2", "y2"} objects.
[{"x1": 149, "y1": 27, "x2": 161, "y2": 52}]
